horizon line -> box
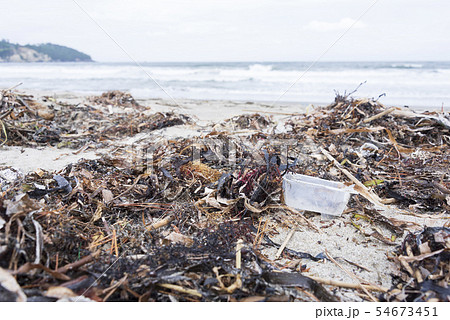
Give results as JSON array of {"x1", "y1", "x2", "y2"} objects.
[{"x1": 24, "y1": 59, "x2": 450, "y2": 64}]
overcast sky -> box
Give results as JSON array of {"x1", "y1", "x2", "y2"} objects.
[{"x1": 2, "y1": 0, "x2": 449, "y2": 62}]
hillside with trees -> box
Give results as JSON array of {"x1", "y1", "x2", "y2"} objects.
[{"x1": 0, "y1": 40, "x2": 92, "y2": 62}]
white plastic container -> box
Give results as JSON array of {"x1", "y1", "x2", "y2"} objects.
[{"x1": 282, "y1": 173, "x2": 355, "y2": 218}]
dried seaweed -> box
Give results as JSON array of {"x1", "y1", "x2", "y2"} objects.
[
  {"x1": 0, "y1": 89, "x2": 189, "y2": 148},
  {"x1": 382, "y1": 227, "x2": 449, "y2": 302},
  {"x1": 1, "y1": 89, "x2": 449, "y2": 302}
]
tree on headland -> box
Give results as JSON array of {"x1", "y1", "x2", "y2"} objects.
[{"x1": 0, "y1": 40, "x2": 16, "y2": 59}]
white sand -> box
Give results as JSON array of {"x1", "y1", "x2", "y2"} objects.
[
  {"x1": 0, "y1": 146, "x2": 104, "y2": 173},
  {"x1": 261, "y1": 213, "x2": 400, "y2": 301}
]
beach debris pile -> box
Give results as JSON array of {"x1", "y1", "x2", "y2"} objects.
[
  {"x1": 0, "y1": 156, "x2": 335, "y2": 302},
  {"x1": 88, "y1": 90, "x2": 143, "y2": 110},
  {"x1": 0, "y1": 89, "x2": 189, "y2": 149},
  {"x1": 286, "y1": 94, "x2": 450, "y2": 214},
  {"x1": 214, "y1": 113, "x2": 273, "y2": 131},
  {"x1": 0, "y1": 88, "x2": 449, "y2": 301},
  {"x1": 382, "y1": 227, "x2": 449, "y2": 302}
]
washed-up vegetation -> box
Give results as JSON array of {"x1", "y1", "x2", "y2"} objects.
[{"x1": 0, "y1": 88, "x2": 448, "y2": 301}]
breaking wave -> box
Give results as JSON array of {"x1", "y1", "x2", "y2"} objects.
[{"x1": 0, "y1": 61, "x2": 449, "y2": 108}]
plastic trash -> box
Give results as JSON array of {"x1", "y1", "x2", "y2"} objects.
[{"x1": 282, "y1": 173, "x2": 355, "y2": 218}]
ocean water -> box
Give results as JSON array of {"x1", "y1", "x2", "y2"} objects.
[{"x1": 0, "y1": 61, "x2": 449, "y2": 109}]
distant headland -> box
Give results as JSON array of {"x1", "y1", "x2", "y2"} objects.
[{"x1": 0, "y1": 40, "x2": 93, "y2": 62}]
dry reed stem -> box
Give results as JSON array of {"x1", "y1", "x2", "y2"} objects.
[{"x1": 275, "y1": 228, "x2": 295, "y2": 260}]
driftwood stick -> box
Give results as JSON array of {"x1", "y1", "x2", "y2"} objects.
[
  {"x1": 320, "y1": 147, "x2": 385, "y2": 207},
  {"x1": 0, "y1": 110, "x2": 13, "y2": 120},
  {"x1": 56, "y1": 252, "x2": 98, "y2": 274},
  {"x1": 15, "y1": 263, "x2": 70, "y2": 281},
  {"x1": 235, "y1": 239, "x2": 244, "y2": 269},
  {"x1": 146, "y1": 214, "x2": 175, "y2": 231},
  {"x1": 275, "y1": 228, "x2": 295, "y2": 259},
  {"x1": 111, "y1": 174, "x2": 143, "y2": 202},
  {"x1": 363, "y1": 107, "x2": 396, "y2": 123},
  {"x1": 391, "y1": 109, "x2": 450, "y2": 130},
  {"x1": 0, "y1": 120, "x2": 7, "y2": 146},
  {"x1": 305, "y1": 275, "x2": 389, "y2": 293},
  {"x1": 243, "y1": 109, "x2": 304, "y2": 116},
  {"x1": 4, "y1": 82, "x2": 23, "y2": 92},
  {"x1": 157, "y1": 283, "x2": 202, "y2": 298}
]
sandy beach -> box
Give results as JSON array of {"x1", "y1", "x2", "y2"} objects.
[
  {"x1": 1, "y1": 89, "x2": 449, "y2": 302},
  {"x1": 1, "y1": 90, "x2": 442, "y2": 172},
  {"x1": 1, "y1": 90, "x2": 306, "y2": 171},
  {"x1": 4, "y1": 0, "x2": 450, "y2": 311}
]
